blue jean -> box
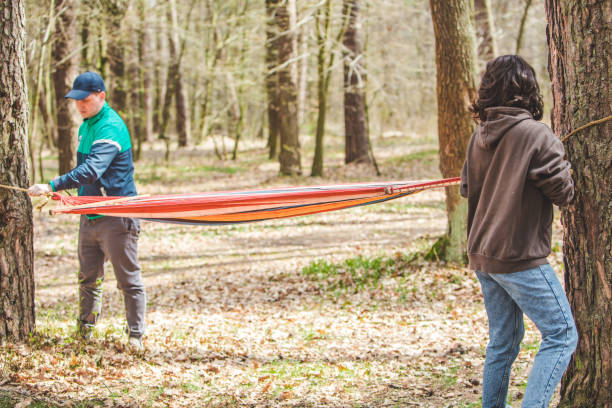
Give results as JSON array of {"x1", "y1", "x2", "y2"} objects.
[{"x1": 476, "y1": 264, "x2": 578, "y2": 408}]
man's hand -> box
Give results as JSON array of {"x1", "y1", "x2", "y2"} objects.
[{"x1": 28, "y1": 183, "x2": 51, "y2": 196}]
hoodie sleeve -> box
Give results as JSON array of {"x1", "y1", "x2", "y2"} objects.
[{"x1": 527, "y1": 129, "x2": 574, "y2": 206}]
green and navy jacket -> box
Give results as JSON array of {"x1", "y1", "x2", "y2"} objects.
[{"x1": 51, "y1": 102, "x2": 137, "y2": 198}]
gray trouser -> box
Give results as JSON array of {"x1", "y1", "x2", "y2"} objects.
[{"x1": 78, "y1": 215, "x2": 146, "y2": 337}]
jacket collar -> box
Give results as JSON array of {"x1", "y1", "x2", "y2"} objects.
[{"x1": 84, "y1": 102, "x2": 109, "y2": 125}]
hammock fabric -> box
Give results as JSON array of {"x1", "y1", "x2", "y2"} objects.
[{"x1": 50, "y1": 177, "x2": 460, "y2": 225}]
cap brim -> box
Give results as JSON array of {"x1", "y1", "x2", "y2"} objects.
[{"x1": 65, "y1": 89, "x2": 91, "y2": 100}]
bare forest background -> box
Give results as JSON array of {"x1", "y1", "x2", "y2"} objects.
[{"x1": 25, "y1": 0, "x2": 547, "y2": 180}]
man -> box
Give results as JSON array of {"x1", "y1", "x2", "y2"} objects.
[
  {"x1": 29, "y1": 72, "x2": 146, "y2": 350},
  {"x1": 461, "y1": 55, "x2": 577, "y2": 408}
]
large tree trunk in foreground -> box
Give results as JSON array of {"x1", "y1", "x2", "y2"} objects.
[
  {"x1": 52, "y1": 0, "x2": 79, "y2": 174},
  {"x1": 0, "y1": 0, "x2": 35, "y2": 341},
  {"x1": 342, "y1": 0, "x2": 371, "y2": 165},
  {"x1": 546, "y1": 0, "x2": 612, "y2": 406},
  {"x1": 275, "y1": 0, "x2": 301, "y2": 175},
  {"x1": 429, "y1": 0, "x2": 477, "y2": 263}
]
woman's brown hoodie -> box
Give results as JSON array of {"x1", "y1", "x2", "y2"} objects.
[{"x1": 460, "y1": 107, "x2": 574, "y2": 273}]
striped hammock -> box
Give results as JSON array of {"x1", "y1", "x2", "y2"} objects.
[{"x1": 50, "y1": 177, "x2": 460, "y2": 225}]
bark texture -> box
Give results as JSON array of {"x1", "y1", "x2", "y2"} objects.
[
  {"x1": 52, "y1": 0, "x2": 79, "y2": 174},
  {"x1": 139, "y1": 0, "x2": 153, "y2": 144},
  {"x1": 473, "y1": 0, "x2": 497, "y2": 67},
  {"x1": 545, "y1": 1, "x2": 612, "y2": 406},
  {"x1": 275, "y1": 0, "x2": 301, "y2": 175},
  {"x1": 342, "y1": 0, "x2": 371, "y2": 165},
  {"x1": 429, "y1": 0, "x2": 477, "y2": 262},
  {"x1": 0, "y1": 0, "x2": 35, "y2": 341},
  {"x1": 311, "y1": 0, "x2": 332, "y2": 177},
  {"x1": 168, "y1": 0, "x2": 190, "y2": 147},
  {"x1": 265, "y1": 0, "x2": 281, "y2": 159},
  {"x1": 102, "y1": 0, "x2": 128, "y2": 118},
  {"x1": 515, "y1": 0, "x2": 533, "y2": 54}
]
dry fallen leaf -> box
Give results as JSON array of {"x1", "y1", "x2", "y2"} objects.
[
  {"x1": 280, "y1": 390, "x2": 293, "y2": 400},
  {"x1": 262, "y1": 379, "x2": 273, "y2": 393},
  {"x1": 15, "y1": 398, "x2": 32, "y2": 408}
]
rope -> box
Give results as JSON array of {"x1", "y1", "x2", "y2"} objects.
[
  {"x1": 0, "y1": 183, "x2": 29, "y2": 193},
  {"x1": 561, "y1": 115, "x2": 612, "y2": 143},
  {"x1": 0, "y1": 183, "x2": 55, "y2": 211}
]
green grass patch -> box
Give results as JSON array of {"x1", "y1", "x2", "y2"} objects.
[
  {"x1": 302, "y1": 253, "x2": 419, "y2": 293},
  {"x1": 0, "y1": 394, "x2": 16, "y2": 407}
]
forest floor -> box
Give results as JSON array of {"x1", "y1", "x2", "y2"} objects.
[{"x1": 0, "y1": 130, "x2": 565, "y2": 407}]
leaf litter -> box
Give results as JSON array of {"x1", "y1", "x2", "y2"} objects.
[{"x1": 1, "y1": 140, "x2": 566, "y2": 407}]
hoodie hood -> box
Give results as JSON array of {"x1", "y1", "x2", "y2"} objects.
[{"x1": 476, "y1": 107, "x2": 533, "y2": 150}]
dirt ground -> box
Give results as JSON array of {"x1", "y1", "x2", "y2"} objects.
[{"x1": 1, "y1": 134, "x2": 566, "y2": 407}]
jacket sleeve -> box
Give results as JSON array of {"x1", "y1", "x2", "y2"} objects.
[
  {"x1": 527, "y1": 130, "x2": 574, "y2": 206},
  {"x1": 51, "y1": 141, "x2": 119, "y2": 192},
  {"x1": 460, "y1": 160, "x2": 468, "y2": 198}
]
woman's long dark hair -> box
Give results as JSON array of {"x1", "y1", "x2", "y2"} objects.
[{"x1": 470, "y1": 55, "x2": 544, "y2": 122}]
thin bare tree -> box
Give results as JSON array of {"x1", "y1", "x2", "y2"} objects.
[
  {"x1": 265, "y1": 0, "x2": 281, "y2": 159},
  {"x1": 52, "y1": 0, "x2": 79, "y2": 174},
  {"x1": 342, "y1": 0, "x2": 372, "y2": 165},
  {"x1": 473, "y1": 0, "x2": 497, "y2": 67},
  {"x1": 275, "y1": 0, "x2": 301, "y2": 175}
]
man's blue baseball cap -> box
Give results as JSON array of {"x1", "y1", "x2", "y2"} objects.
[{"x1": 65, "y1": 71, "x2": 106, "y2": 100}]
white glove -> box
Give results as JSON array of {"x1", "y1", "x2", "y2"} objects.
[{"x1": 28, "y1": 183, "x2": 51, "y2": 196}]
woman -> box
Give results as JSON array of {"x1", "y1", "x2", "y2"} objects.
[{"x1": 460, "y1": 55, "x2": 578, "y2": 408}]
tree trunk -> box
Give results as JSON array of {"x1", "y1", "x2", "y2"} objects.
[
  {"x1": 159, "y1": 61, "x2": 175, "y2": 160},
  {"x1": 52, "y1": 0, "x2": 79, "y2": 175},
  {"x1": 473, "y1": 0, "x2": 497, "y2": 68},
  {"x1": 342, "y1": 0, "x2": 371, "y2": 165},
  {"x1": 29, "y1": 0, "x2": 56, "y2": 184},
  {"x1": 429, "y1": 0, "x2": 477, "y2": 263},
  {"x1": 129, "y1": 29, "x2": 142, "y2": 158},
  {"x1": 80, "y1": 12, "x2": 90, "y2": 69},
  {"x1": 297, "y1": 28, "x2": 308, "y2": 127},
  {"x1": 515, "y1": 0, "x2": 533, "y2": 54},
  {"x1": 545, "y1": 1, "x2": 612, "y2": 406},
  {"x1": 265, "y1": 0, "x2": 281, "y2": 160},
  {"x1": 197, "y1": 0, "x2": 222, "y2": 145},
  {"x1": 139, "y1": 0, "x2": 153, "y2": 144},
  {"x1": 311, "y1": 0, "x2": 332, "y2": 177},
  {"x1": 152, "y1": 21, "x2": 163, "y2": 135},
  {"x1": 0, "y1": 0, "x2": 35, "y2": 341},
  {"x1": 168, "y1": 0, "x2": 190, "y2": 147},
  {"x1": 103, "y1": 0, "x2": 128, "y2": 118},
  {"x1": 275, "y1": 0, "x2": 301, "y2": 175},
  {"x1": 175, "y1": 75, "x2": 190, "y2": 147},
  {"x1": 231, "y1": 3, "x2": 249, "y2": 161}
]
